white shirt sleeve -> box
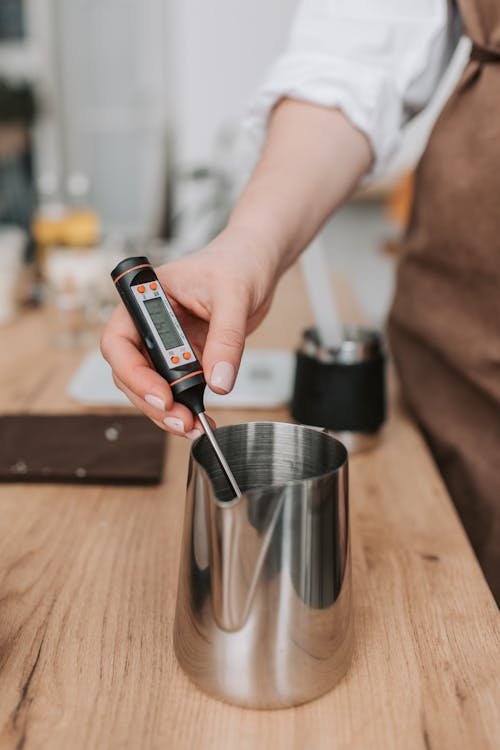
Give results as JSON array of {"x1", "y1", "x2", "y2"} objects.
[{"x1": 244, "y1": 0, "x2": 461, "y2": 178}]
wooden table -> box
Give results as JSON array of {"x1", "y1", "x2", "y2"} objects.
[{"x1": 0, "y1": 268, "x2": 498, "y2": 750}]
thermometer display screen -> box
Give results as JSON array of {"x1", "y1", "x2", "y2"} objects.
[{"x1": 144, "y1": 297, "x2": 183, "y2": 350}]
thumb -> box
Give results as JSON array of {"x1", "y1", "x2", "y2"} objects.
[{"x1": 203, "y1": 291, "x2": 249, "y2": 394}]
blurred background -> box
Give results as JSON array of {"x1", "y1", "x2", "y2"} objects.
[{"x1": 0, "y1": 0, "x2": 469, "y2": 345}]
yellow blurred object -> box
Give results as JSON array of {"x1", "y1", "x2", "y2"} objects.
[
  {"x1": 32, "y1": 207, "x2": 100, "y2": 281},
  {"x1": 60, "y1": 210, "x2": 100, "y2": 247},
  {"x1": 32, "y1": 212, "x2": 66, "y2": 246},
  {"x1": 386, "y1": 171, "x2": 415, "y2": 230},
  {"x1": 32, "y1": 209, "x2": 67, "y2": 274}
]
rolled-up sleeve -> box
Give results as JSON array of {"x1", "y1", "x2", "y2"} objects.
[{"x1": 244, "y1": 0, "x2": 460, "y2": 178}]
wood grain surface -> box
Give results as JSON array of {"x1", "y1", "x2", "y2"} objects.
[{"x1": 0, "y1": 267, "x2": 498, "y2": 750}]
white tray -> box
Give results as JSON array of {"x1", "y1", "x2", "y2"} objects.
[{"x1": 68, "y1": 348, "x2": 295, "y2": 409}]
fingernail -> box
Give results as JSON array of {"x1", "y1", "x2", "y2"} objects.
[
  {"x1": 186, "y1": 428, "x2": 202, "y2": 440},
  {"x1": 145, "y1": 394, "x2": 166, "y2": 411},
  {"x1": 210, "y1": 361, "x2": 235, "y2": 393},
  {"x1": 164, "y1": 417, "x2": 185, "y2": 433}
]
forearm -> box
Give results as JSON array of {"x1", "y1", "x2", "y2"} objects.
[
  {"x1": 228, "y1": 99, "x2": 373, "y2": 276},
  {"x1": 101, "y1": 101, "x2": 373, "y2": 432}
]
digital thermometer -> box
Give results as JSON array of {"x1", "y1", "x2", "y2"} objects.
[{"x1": 111, "y1": 256, "x2": 242, "y2": 498}]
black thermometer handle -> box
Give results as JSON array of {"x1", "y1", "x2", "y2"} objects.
[{"x1": 111, "y1": 256, "x2": 206, "y2": 415}]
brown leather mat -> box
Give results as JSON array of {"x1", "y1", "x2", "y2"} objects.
[{"x1": 0, "y1": 414, "x2": 166, "y2": 485}]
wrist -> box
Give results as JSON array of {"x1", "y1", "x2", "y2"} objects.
[{"x1": 219, "y1": 219, "x2": 285, "y2": 285}]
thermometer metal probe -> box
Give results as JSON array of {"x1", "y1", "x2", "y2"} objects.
[{"x1": 111, "y1": 256, "x2": 242, "y2": 498}]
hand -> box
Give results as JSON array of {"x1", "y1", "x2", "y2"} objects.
[{"x1": 100, "y1": 226, "x2": 279, "y2": 438}]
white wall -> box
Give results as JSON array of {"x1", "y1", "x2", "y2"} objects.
[
  {"x1": 29, "y1": 0, "x2": 297, "y2": 235},
  {"x1": 52, "y1": 0, "x2": 173, "y2": 236},
  {"x1": 168, "y1": 0, "x2": 297, "y2": 165}
]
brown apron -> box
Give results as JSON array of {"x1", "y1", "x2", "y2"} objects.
[{"x1": 389, "y1": 0, "x2": 500, "y2": 602}]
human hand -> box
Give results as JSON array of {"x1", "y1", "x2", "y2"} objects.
[{"x1": 100, "y1": 226, "x2": 279, "y2": 438}]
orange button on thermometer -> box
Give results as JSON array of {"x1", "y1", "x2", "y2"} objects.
[
  {"x1": 149, "y1": 282, "x2": 157, "y2": 291},
  {"x1": 183, "y1": 352, "x2": 192, "y2": 360},
  {"x1": 137, "y1": 285, "x2": 146, "y2": 294},
  {"x1": 171, "y1": 356, "x2": 180, "y2": 364}
]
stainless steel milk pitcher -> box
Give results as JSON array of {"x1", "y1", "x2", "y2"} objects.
[{"x1": 173, "y1": 421, "x2": 353, "y2": 709}]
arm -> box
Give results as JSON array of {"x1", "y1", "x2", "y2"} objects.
[
  {"x1": 101, "y1": 0, "x2": 457, "y2": 437},
  {"x1": 229, "y1": 100, "x2": 372, "y2": 273},
  {"x1": 100, "y1": 101, "x2": 371, "y2": 437}
]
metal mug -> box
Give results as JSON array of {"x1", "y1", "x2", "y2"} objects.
[
  {"x1": 292, "y1": 325, "x2": 386, "y2": 452},
  {"x1": 173, "y1": 421, "x2": 352, "y2": 709}
]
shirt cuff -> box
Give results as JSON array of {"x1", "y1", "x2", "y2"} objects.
[{"x1": 243, "y1": 52, "x2": 405, "y2": 181}]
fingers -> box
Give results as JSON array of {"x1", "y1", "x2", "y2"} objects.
[
  {"x1": 101, "y1": 305, "x2": 174, "y2": 409},
  {"x1": 112, "y1": 373, "x2": 216, "y2": 438},
  {"x1": 202, "y1": 288, "x2": 249, "y2": 394},
  {"x1": 102, "y1": 303, "x2": 221, "y2": 440}
]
